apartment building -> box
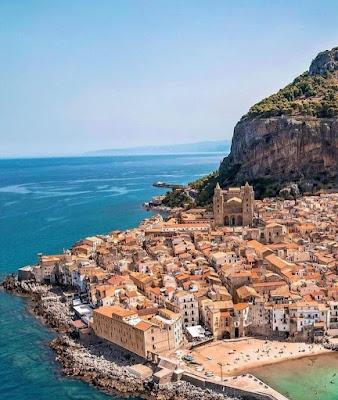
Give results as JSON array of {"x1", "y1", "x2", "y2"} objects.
[{"x1": 171, "y1": 291, "x2": 199, "y2": 328}]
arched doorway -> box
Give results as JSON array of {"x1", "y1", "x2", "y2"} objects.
[
  {"x1": 223, "y1": 331, "x2": 230, "y2": 339},
  {"x1": 237, "y1": 215, "x2": 243, "y2": 226}
]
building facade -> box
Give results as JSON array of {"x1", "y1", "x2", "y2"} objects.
[
  {"x1": 92, "y1": 305, "x2": 180, "y2": 358},
  {"x1": 171, "y1": 291, "x2": 199, "y2": 328},
  {"x1": 213, "y1": 182, "x2": 254, "y2": 227}
]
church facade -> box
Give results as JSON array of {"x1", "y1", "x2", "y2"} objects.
[{"x1": 213, "y1": 182, "x2": 254, "y2": 227}]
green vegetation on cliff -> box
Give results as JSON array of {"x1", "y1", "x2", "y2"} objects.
[
  {"x1": 245, "y1": 71, "x2": 338, "y2": 119},
  {"x1": 190, "y1": 172, "x2": 219, "y2": 206},
  {"x1": 162, "y1": 190, "x2": 193, "y2": 208}
]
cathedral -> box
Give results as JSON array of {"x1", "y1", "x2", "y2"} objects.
[{"x1": 213, "y1": 182, "x2": 254, "y2": 227}]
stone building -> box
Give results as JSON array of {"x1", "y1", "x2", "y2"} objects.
[
  {"x1": 92, "y1": 305, "x2": 180, "y2": 358},
  {"x1": 213, "y1": 182, "x2": 254, "y2": 227}
]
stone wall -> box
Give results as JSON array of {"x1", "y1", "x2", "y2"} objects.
[{"x1": 181, "y1": 372, "x2": 287, "y2": 400}]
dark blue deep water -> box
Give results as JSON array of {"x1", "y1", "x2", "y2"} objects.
[{"x1": 0, "y1": 154, "x2": 223, "y2": 400}]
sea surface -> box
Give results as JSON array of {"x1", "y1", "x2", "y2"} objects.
[
  {"x1": 0, "y1": 154, "x2": 222, "y2": 400},
  {"x1": 0, "y1": 154, "x2": 337, "y2": 400},
  {"x1": 249, "y1": 353, "x2": 338, "y2": 400}
]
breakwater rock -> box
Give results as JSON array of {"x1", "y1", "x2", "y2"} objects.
[
  {"x1": 50, "y1": 335, "x2": 237, "y2": 400},
  {"x1": 1, "y1": 276, "x2": 73, "y2": 332},
  {"x1": 31, "y1": 290, "x2": 73, "y2": 333}
]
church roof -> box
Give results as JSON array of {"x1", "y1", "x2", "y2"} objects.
[{"x1": 226, "y1": 197, "x2": 242, "y2": 204}]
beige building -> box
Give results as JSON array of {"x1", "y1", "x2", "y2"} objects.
[
  {"x1": 204, "y1": 301, "x2": 251, "y2": 339},
  {"x1": 213, "y1": 182, "x2": 254, "y2": 227},
  {"x1": 171, "y1": 291, "x2": 199, "y2": 328},
  {"x1": 264, "y1": 223, "x2": 287, "y2": 243},
  {"x1": 92, "y1": 305, "x2": 180, "y2": 358}
]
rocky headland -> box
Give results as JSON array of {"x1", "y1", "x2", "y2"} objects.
[
  {"x1": 183, "y1": 46, "x2": 338, "y2": 205},
  {"x1": 218, "y1": 114, "x2": 337, "y2": 198}
]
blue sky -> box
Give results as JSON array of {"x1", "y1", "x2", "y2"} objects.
[{"x1": 0, "y1": 0, "x2": 337, "y2": 157}]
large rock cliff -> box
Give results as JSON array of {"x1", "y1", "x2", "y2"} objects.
[
  {"x1": 196, "y1": 46, "x2": 338, "y2": 202},
  {"x1": 218, "y1": 115, "x2": 338, "y2": 197}
]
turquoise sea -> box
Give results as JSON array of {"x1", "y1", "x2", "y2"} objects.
[
  {"x1": 249, "y1": 353, "x2": 338, "y2": 400},
  {"x1": 0, "y1": 154, "x2": 337, "y2": 400},
  {"x1": 0, "y1": 154, "x2": 222, "y2": 400}
]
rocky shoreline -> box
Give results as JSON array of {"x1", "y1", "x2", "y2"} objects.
[
  {"x1": 1, "y1": 275, "x2": 237, "y2": 400},
  {"x1": 50, "y1": 335, "x2": 237, "y2": 400}
]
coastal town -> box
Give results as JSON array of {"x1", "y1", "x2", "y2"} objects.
[{"x1": 3, "y1": 184, "x2": 338, "y2": 400}]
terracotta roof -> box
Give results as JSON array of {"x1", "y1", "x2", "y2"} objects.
[
  {"x1": 236, "y1": 285, "x2": 259, "y2": 299},
  {"x1": 147, "y1": 287, "x2": 161, "y2": 295},
  {"x1": 137, "y1": 307, "x2": 158, "y2": 317},
  {"x1": 234, "y1": 303, "x2": 249, "y2": 311},
  {"x1": 95, "y1": 305, "x2": 136, "y2": 318},
  {"x1": 108, "y1": 275, "x2": 129, "y2": 286},
  {"x1": 220, "y1": 311, "x2": 230, "y2": 318},
  {"x1": 265, "y1": 254, "x2": 293, "y2": 270},
  {"x1": 135, "y1": 321, "x2": 151, "y2": 331}
]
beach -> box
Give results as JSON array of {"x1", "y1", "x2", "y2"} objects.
[{"x1": 172, "y1": 338, "x2": 332, "y2": 377}]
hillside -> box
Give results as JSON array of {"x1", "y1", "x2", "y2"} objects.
[
  {"x1": 191, "y1": 46, "x2": 338, "y2": 204},
  {"x1": 245, "y1": 70, "x2": 337, "y2": 119}
]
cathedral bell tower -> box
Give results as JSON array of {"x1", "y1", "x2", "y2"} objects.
[
  {"x1": 213, "y1": 182, "x2": 224, "y2": 226},
  {"x1": 241, "y1": 182, "x2": 254, "y2": 226}
]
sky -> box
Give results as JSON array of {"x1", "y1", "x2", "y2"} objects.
[{"x1": 0, "y1": 0, "x2": 337, "y2": 157}]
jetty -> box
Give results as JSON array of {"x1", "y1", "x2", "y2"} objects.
[{"x1": 153, "y1": 181, "x2": 186, "y2": 189}]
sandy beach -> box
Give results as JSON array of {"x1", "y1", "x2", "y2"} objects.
[{"x1": 167, "y1": 338, "x2": 332, "y2": 377}]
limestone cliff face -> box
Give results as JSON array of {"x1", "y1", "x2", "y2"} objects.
[
  {"x1": 309, "y1": 46, "x2": 338, "y2": 75},
  {"x1": 220, "y1": 116, "x2": 338, "y2": 186},
  {"x1": 216, "y1": 47, "x2": 338, "y2": 198}
]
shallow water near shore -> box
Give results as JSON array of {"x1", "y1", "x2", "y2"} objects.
[
  {"x1": 248, "y1": 352, "x2": 338, "y2": 400},
  {"x1": 0, "y1": 289, "x2": 115, "y2": 400},
  {"x1": 0, "y1": 154, "x2": 223, "y2": 400}
]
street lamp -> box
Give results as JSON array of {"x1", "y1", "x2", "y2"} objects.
[{"x1": 217, "y1": 362, "x2": 224, "y2": 381}]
